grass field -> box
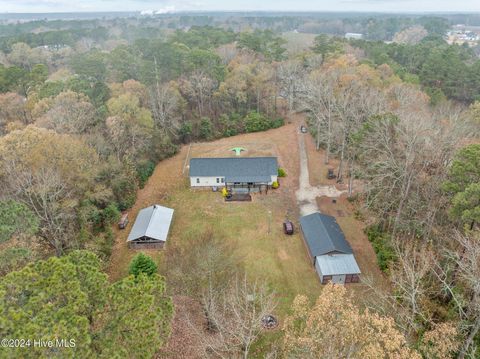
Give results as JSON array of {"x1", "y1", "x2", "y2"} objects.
[{"x1": 108, "y1": 117, "x2": 387, "y2": 357}]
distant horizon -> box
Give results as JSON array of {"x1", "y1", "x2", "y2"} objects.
[
  {"x1": 1, "y1": 0, "x2": 480, "y2": 15},
  {"x1": 1, "y1": 10, "x2": 480, "y2": 15}
]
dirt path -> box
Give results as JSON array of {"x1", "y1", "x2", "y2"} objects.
[{"x1": 295, "y1": 130, "x2": 346, "y2": 216}]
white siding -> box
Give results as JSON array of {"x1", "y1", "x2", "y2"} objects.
[
  {"x1": 190, "y1": 175, "x2": 277, "y2": 187},
  {"x1": 190, "y1": 176, "x2": 225, "y2": 187},
  {"x1": 314, "y1": 258, "x2": 324, "y2": 283}
]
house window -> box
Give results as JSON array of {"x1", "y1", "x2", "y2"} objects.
[
  {"x1": 216, "y1": 178, "x2": 220, "y2": 184},
  {"x1": 221, "y1": 178, "x2": 224, "y2": 183},
  {"x1": 196, "y1": 178, "x2": 200, "y2": 184}
]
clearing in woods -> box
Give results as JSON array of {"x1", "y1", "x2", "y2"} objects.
[{"x1": 107, "y1": 116, "x2": 387, "y2": 357}]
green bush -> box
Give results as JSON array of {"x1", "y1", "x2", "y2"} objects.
[
  {"x1": 0, "y1": 200, "x2": 39, "y2": 243},
  {"x1": 199, "y1": 117, "x2": 213, "y2": 139},
  {"x1": 102, "y1": 203, "x2": 121, "y2": 226},
  {"x1": 220, "y1": 113, "x2": 242, "y2": 137},
  {"x1": 365, "y1": 225, "x2": 396, "y2": 273},
  {"x1": 271, "y1": 117, "x2": 285, "y2": 128},
  {"x1": 98, "y1": 226, "x2": 115, "y2": 259},
  {"x1": 129, "y1": 253, "x2": 158, "y2": 278},
  {"x1": 244, "y1": 111, "x2": 270, "y2": 133},
  {"x1": 0, "y1": 247, "x2": 33, "y2": 275},
  {"x1": 112, "y1": 177, "x2": 137, "y2": 211},
  {"x1": 179, "y1": 122, "x2": 193, "y2": 143},
  {"x1": 136, "y1": 160, "x2": 156, "y2": 188},
  {"x1": 278, "y1": 168, "x2": 287, "y2": 177}
]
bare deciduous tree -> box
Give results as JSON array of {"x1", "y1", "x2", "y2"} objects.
[{"x1": 195, "y1": 276, "x2": 276, "y2": 359}]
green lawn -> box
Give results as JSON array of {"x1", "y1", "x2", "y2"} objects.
[
  {"x1": 159, "y1": 188, "x2": 322, "y2": 356},
  {"x1": 164, "y1": 189, "x2": 321, "y2": 310}
]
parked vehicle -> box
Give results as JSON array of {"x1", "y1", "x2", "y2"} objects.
[
  {"x1": 300, "y1": 125, "x2": 307, "y2": 133},
  {"x1": 283, "y1": 220, "x2": 294, "y2": 235},
  {"x1": 118, "y1": 213, "x2": 129, "y2": 229},
  {"x1": 327, "y1": 168, "x2": 336, "y2": 180}
]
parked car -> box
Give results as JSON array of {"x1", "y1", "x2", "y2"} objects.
[
  {"x1": 327, "y1": 168, "x2": 336, "y2": 180},
  {"x1": 300, "y1": 125, "x2": 307, "y2": 133},
  {"x1": 118, "y1": 213, "x2": 129, "y2": 229},
  {"x1": 283, "y1": 220, "x2": 294, "y2": 235}
]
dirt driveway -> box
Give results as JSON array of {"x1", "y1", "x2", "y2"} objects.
[{"x1": 296, "y1": 130, "x2": 346, "y2": 216}]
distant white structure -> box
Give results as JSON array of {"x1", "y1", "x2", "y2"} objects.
[
  {"x1": 345, "y1": 33, "x2": 364, "y2": 40},
  {"x1": 140, "y1": 6, "x2": 176, "y2": 15}
]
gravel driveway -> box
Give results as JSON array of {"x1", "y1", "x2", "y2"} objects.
[{"x1": 295, "y1": 130, "x2": 346, "y2": 216}]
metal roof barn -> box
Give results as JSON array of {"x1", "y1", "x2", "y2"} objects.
[
  {"x1": 299, "y1": 212, "x2": 353, "y2": 257},
  {"x1": 300, "y1": 212, "x2": 361, "y2": 284},
  {"x1": 127, "y1": 205, "x2": 174, "y2": 249}
]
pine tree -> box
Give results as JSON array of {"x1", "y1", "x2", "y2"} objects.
[{"x1": 129, "y1": 252, "x2": 158, "y2": 277}]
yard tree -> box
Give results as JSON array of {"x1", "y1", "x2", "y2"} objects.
[
  {"x1": 198, "y1": 275, "x2": 276, "y2": 359},
  {"x1": 392, "y1": 25, "x2": 428, "y2": 45},
  {"x1": 237, "y1": 30, "x2": 286, "y2": 62},
  {"x1": 6, "y1": 42, "x2": 48, "y2": 71},
  {"x1": 355, "y1": 98, "x2": 467, "y2": 237},
  {"x1": 388, "y1": 241, "x2": 436, "y2": 333},
  {"x1": 443, "y1": 144, "x2": 480, "y2": 229},
  {"x1": 70, "y1": 50, "x2": 107, "y2": 81},
  {"x1": 0, "y1": 250, "x2": 173, "y2": 359},
  {"x1": 419, "y1": 322, "x2": 460, "y2": 359},
  {"x1": 165, "y1": 228, "x2": 240, "y2": 297},
  {"x1": 0, "y1": 126, "x2": 99, "y2": 254},
  {"x1": 106, "y1": 92, "x2": 154, "y2": 159},
  {"x1": 110, "y1": 79, "x2": 148, "y2": 107},
  {"x1": 150, "y1": 81, "x2": 185, "y2": 136},
  {"x1": 437, "y1": 231, "x2": 480, "y2": 359},
  {"x1": 0, "y1": 247, "x2": 33, "y2": 276},
  {"x1": 0, "y1": 92, "x2": 29, "y2": 133},
  {"x1": 95, "y1": 273, "x2": 173, "y2": 358},
  {"x1": 312, "y1": 34, "x2": 344, "y2": 64},
  {"x1": 179, "y1": 71, "x2": 216, "y2": 117},
  {"x1": 129, "y1": 252, "x2": 158, "y2": 277},
  {"x1": 0, "y1": 251, "x2": 104, "y2": 358},
  {"x1": 298, "y1": 69, "x2": 337, "y2": 162},
  {"x1": 277, "y1": 59, "x2": 304, "y2": 113},
  {"x1": 216, "y1": 61, "x2": 254, "y2": 113},
  {"x1": 283, "y1": 284, "x2": 421, "y2": 359},
  {"x1": 35, "y1": 90, "x2": 97, "y2": 134}
]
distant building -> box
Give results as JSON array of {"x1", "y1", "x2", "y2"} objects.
[
  {"x1": 189, "y1": 157, "x2": 278, "y2": 192},
  {"x1": 345, "y1": 32, "x2": 364, "y2": 40},
  {"x1": 127, "y1": 205, "x2": 174, "y2": 249},
  {"x1": 300, "y1": 212, "x2": 361, "y2": 284}
]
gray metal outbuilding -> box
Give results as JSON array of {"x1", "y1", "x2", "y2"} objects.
[
  {"x1": 300, "y1": 212, "x2": 361, "y2": 284},
  {"x1": 127, "y1": 205, "x2": 174, "y2": 249}
]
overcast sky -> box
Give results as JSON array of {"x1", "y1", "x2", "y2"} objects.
[{"x1": 1, "y1": 0, "x2": 480, "y2": 13}]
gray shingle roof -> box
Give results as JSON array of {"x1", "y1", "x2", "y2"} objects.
[
  {"x1": 299, "y1": 212, "x2": 353, "y2": 256},
  {"x1": 127, "y1": 205, "x2": 174, "y2": 242},
  {"x1": 189, "y1": 157, "x2": 278, "y2": 183}
]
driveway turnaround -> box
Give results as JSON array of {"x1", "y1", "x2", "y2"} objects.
[{"x1": 295, "y1": 131, "x2": 346, "y2": 216}]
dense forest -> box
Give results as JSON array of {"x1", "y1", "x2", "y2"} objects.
[{"x1": 0, "y1": 12, "x2": 479, "y2": 358}]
